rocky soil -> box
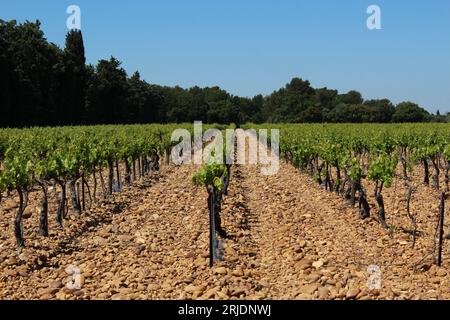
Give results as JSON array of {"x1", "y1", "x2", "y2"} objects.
[{"x1": 0, "y1": 160, "x2": 448, "y2": 300}]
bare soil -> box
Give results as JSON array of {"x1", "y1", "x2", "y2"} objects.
[{"x1": 0, "y1": 161, "x2": 448, "y2": 300}]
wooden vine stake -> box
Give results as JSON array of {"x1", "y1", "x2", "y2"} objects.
[
  {"x1": 437, "y1": 192, "x2": 445, "y2": 267},
  {"x1": 209, "y1": 184, "x2": 216, "y2": 268}
]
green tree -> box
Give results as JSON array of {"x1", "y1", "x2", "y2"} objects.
[
  {"x1": 0, "y1": 20, "x2": 61, "y2": 127},
  {"x1": 128, "y1": 71, "x2": 163, "y2": 123},
  {"x1": 63, "y1": 30, "x2": 86, "y2": 124},
  {"x1": 362, "y1": 99, "x2": 395, "y2": 123},
  {"x1": 263, "y1": 78, "x2": 316, "y2": 123},
  {"x1": 335, "y1": 90, "x2": 363, "y2": 105},
  {"x1": 392, "y1": 102, "x2": 429, "y2": 123},
  {"x1": 324, "y1": 104, "x2": 365, "y2": 123},
  {"x1": 85, "y1": 57, "x2": 130, "y2": 124}
]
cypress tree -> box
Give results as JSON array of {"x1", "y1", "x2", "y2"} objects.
[{"x1": 63, "y1": 30, "x2": 86, "y2": 124}]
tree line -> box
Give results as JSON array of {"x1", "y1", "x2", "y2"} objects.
[{"x1": 0, "y1": 19, "x2": 447, "y2": 128}]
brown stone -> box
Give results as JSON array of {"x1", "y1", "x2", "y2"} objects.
[
  {"x1": 213, "y1": 267, "x2": 228, "y2": 275},
  {"x1": 346, "y1": 288, "x2": 361, "y2": 300},
  {"x1": 318, "y1": 287, "x2": 330, "y2": 299},
  {"x1": 49, "y1": 280, "x2": 63, "y2": 290},
  {"x1": 301, "y1": 284, "x2": 319, "y2": 295},
  {"x1": 6, "y1": 257, "x2": 18, "y2": 266},
  {"x1": 232, "y1": 269, "x2": 244, "y2": 277}
]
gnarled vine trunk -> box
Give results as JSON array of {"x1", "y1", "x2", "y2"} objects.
[
  {"x1": 81, "y1": 173, "x2": 86, "y2": 211},
  {"x1": 400, "y1": 147, "x2": 408, "y2": 180},
  {"x1": 335, "y1": 163, "x2": 341, "y2": 194},
  {"x1": 98, "y1": 167, "x2": 107, "y2": 198},
  {"x1": 137, "y1": 157, "x2": 142, "y2": 178},
  {"x1": 14, "y1": 188, "x2": 26, "y2": 247},
  {"x1": 375, "y1": 182, "x2": 389, "y2": 229},
  {"x1": 405, "y1": 186, "x2": 417, "y2": 248},
  {"x1": 82, "y1": 177, "x2": 92, "y2": 208},
  {"x1": 165, "y1": 148, "x2": 170, "y2": 165},
  {"x1": 431, "y1": 158, "x2": 440, "y2": 190},
  {"x1": 108, "y1": 160, "x2": 114, "y2": 194},
  {"x1": 69, "y1": 178, "x2": 81, "y2": 214},
  {"x1": 92, "y1": 167, "x2": 98, "y2": 203},
  {"x1": 423, "y1": 159, "x2": 430, "y2": 185},
  {"x1": 444, "y1": 161, "x2": 449, "y2": 192},
  {"x1": 125, "y1": 159, "x2": 131, "y2": 186},
  {"x1": 56, "y1": 181, "x2": 66, "y2": 227},
  {"x1": 350, "y1": 179, "x2": 358, "y2": 207},
  {"x1": 115, "y1": 160, "x2": 122, "y2": 192},
  {"x1": 151, "y1": 150, "x2": 160, "y2": 171},
  {"x1": 37, "y1": 180, "x2": 49, "y2": 237},
  {"x1": 359, "y1": 186, "x2": 370, "y2": 219}
]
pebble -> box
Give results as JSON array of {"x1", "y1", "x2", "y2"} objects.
[
  {"x1": 49, "y1": 280, "x2": 63, "y2": 290},
  {"x1": 300, "y1": 284, "x2": 319, "y2": 295},
  {"x1": 17, "y1": 269, "x2": 29, "y2": 277},
  {"x1": 6, "y1": 257, "x2": 18, "y2": 266},
  {"x1": 436, "y1": 269, "x2": 447, "y2": 277},
  {"x1": 232, "y1": 269, "x2": 244, "y2": 277},
  {"x1": 318, "y1": 287, "x2": 330, "y2": 299},
  {"x1": 39, "y1": 293, "x2": 55, "y2": 300},
  {"x1": 295, "y1": 259, "x2": 313, "y2": 270},
  {"x1": 231, "y1": 288, "x2": 246, "y2": 297},
  {"x1": 213, "y1": 267, "x2": 228, "y2": 275},
  {"x1": 312, "y1": 260, "x2": 324, "y2": 269},
  {"x1": 346, "y1": 288, "x2": 361, "y2": 300},
  {"x1": 185, "y1": 285, "x2": 202, "y2": 293}
]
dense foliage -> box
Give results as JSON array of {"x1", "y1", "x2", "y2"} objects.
[{"x1": 1, "y1": 19, "x2": 447, "y2": 128}]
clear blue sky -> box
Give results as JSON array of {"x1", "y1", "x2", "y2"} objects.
[{"x1": 1, "y1": 0, "x2": 449, "y2": 113}]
